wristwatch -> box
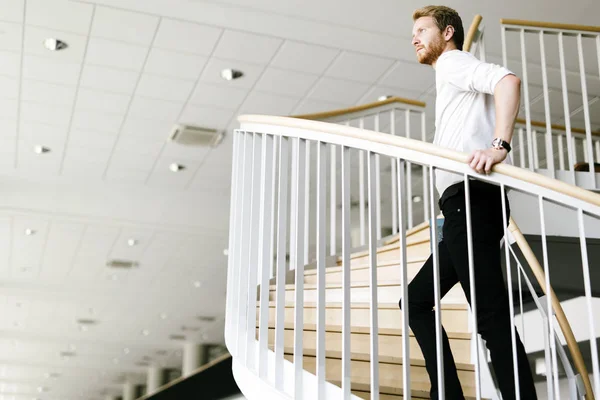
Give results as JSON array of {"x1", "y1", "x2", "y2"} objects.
[{"x1": 492, "y1": 138, "x2": 511, "y2": 153}]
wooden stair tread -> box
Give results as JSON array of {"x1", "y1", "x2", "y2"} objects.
[
  {"x1": 269, "y1": 280, "x2": 442, "y2": 290},
  {"x1": 304, "y1": 257, "x2": 429, "y2": 276},
  {"x1": 341, "y1": 237, "x2": 430, "y2": 262},
  {"x1": 261, "y1": 323, "x2": 472, "y2": 340},
  {"x1": 261, "y1": 301, "x2": 468, "y2": 310}
]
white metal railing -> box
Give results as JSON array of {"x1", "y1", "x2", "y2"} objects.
[
  {"x1": 225, "y1": 113, "x2": 600, "y2": 400},
  {"x1": 500, "y1": 20, "x2": 600, "y2": 190}
]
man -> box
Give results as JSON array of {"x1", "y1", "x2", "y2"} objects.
[{"x1": 399, "y1": 5, "x2": 538, "y2": 399}]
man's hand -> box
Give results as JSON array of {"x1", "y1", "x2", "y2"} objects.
[{"x1": 467, "y1": 148, "x2": 508, "y2": 174}]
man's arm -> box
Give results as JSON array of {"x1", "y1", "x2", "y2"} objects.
[{"x1": 468, "y1": 74, "x2": 522, "y2": 174}]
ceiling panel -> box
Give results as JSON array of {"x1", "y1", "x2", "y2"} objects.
[
  {"x1": 91, "y1": 6, "x2": 159, "y2": 46},
  {"x1": 20, "y1": 121, "x2": 66, "y2": 144},
  {"x1": 143, "y1": 48, "x2": 208, "y2": 80},
  {"x1": 108, "y1": 151, "x2": 157, "y2": 171},
  {"x1": 378, "y1": 60, "x2": 434, "y2": 93},
  {"x1": 61, "y1": 158, "x2": 106, "y2": 180},
  {"x1": 0, "y1": 50, "x2": 22, "y2": 77},
  {"x1": 120, "y1": 117, "x2": 174, "y2": 141},
  {"x1": 75, "y1": 88, "x2": 131, "y2": 115},
  {"x1": 153, "y1": 19, "x2": 222, "y2": 55},
  {"x1": 17, "y1": 137, "x2": 65, "y2": 175},
  {"x1": 188, "y1": 82, "x2": 248, "y2": 110},
  {"x1": 11, "y1": 217, "x2": 49, "y2": 272},
  {"x1": 85, "y1": 37, "x2": 148, "y2": 71},
  {"x1": 178, "y1": 104, "x2": 234, "y2": 130},
  {"x1": 0, "y1": 21, "x2": 23, "y2": 53},
  {"x1": 291, "y1": 98, "x2": 347, "y2": 116},
  {"x1": 270, "y1": 40, "x2": 340, "y2": 75},
  {"x1": 0, "y1": 0, "x2": 24, "y2": 23},
  {"x1": 25, "y1": 0, "x2": 93, "y2": 35},
  {"x1": 71, "y1": 110, "x2": 124, "y2": 134},
  {"x1": 79, "y1": 64, "x2": 140, "y2": 95},
  {"x1": 238, "y1": 91, "x2": 299, "y2": 116},
  {"x1": 22, "y1": 54, "x2": 81, "y2": 86},
  {"x1": 113, "y1": 135, "x2": 164, "y2": 156},
  {"x1": 20, "y1": 79, "x2": 76, "y2": 108},
  {"x1": 128, "y1": 96, "x2": 183, "y2": 122},
  {"x1": 213, "y1": 30, "x2": 282, "y2": 65},
  {"x1": 0, "y1": 119, "x2": 18, "y2": 139},
  {"x1": 307, "y1": 76, "x2": 370, "y2": 105},
  {"x1": 135, "y1": 73, "x2": 195, "y2": 103},
  {"x1": 0, "y1": 217, "x2": 11, "y2": 276},
  {"x1": 159, "y1": 142, "x2": 211, "y2": 161},
  {"x1": 325, "y1": 51, "x2": 395, "y2": 84},
  {"x1": 0, "y1": 98, "x2": 18, "y2": 120},
  {"x1": 20, "y1": 101, "x2": 71, "y2": 128},
  {"x1": 358, "y1": 85, "x2": 423, "y2": 105},
  {"x1": 254, "y1": 67, "x2": 318, "y2": 97},
  {"x1": 67, "y1": 128, "x2": 116, "y2": 150},
  {"x1": 104, "y1": 167, "x2": 148, "y2": 185}
]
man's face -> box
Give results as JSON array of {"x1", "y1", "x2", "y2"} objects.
[{"x1": 412, "y1": 16, "x2": 446, "y2": 65}]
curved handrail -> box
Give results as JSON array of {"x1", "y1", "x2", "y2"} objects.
[
  {"x1": 239, "y1": 113, "x2": 598, "y2": 398},
  {"x1": 291, "y1": 96, "x2": 425, "y2": 120},
  {"x1": 239, "y1": 114, "x2": 600, "y2": 209},
  {"x1": 464, "y1": 14, "x2": 483, "y2": 52},
  {"x1": 509, "y1": 219, "x2": 595, "y2": 399},
  {"x1": 515, "y1": 118, "x2": 600, "y2": 137},
  {"x1": 501, "y1": 19, "x2": 600, "y2": 33}
]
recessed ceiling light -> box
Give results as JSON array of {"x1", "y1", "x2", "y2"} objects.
[
  {"x1": 193, "y1": 281, "x2": 202, "y2": 288},
  {"x1": 112, "y1": 358, "x2": 119, "y2": 364},
  {"x1": 160, "y1": 312, "x2": 168, "y2": 320},
  {"x1": 169, "y1": 163, "x2": 185, "y2": 172},
  {"x1": 69, "y1": 344, "x2": 76, "y2": 352},
  {"x1": 412, "y1": 195, "x2": 422, "y2": 203},
  {"x1": 377, "y1": 95, "x2": 393, "y2": 101},
  {"x1": 141, "y1": 329, "x2": 150, "y2": 336},
  {"x1": 33, "y1": 145, "x2": 51, "y2": 154},
  {"x1": 127, "y1": 238, "x2": 138, "y2": 247},
  {"x1": 220, "y1": 68, "x2": 243, "y2": 81},
  {"x1": 79, "y1": 325, "x2": 88, "y2": 332},
  {"x1": 123, "y1": 348, "x2": 130, "y2": 354},
  {"x1": 24, "y1": 228, "x2": 36, "y2": 236},
  {"x1": 37, "y1": 386, "x2": 47, "y2": 393},
  {"x1": 43, "y1": 38, "x2": 68, "y2": 51},
  {"x1": 222, "y1": 248, "x2": 229, "y2": 256}
]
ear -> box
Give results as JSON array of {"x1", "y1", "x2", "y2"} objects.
[{"x1": 443, "y1": 25, "x2": 455, "y2": 43}]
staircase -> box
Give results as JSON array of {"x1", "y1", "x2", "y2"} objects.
[
  {"x1": 226, "y1": 14, "x2": 600, "y2": 400},
  {"x1": 260, "y1": 222, "x2": 482, "y2": 399}
]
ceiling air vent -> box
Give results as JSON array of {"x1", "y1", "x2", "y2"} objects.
[
  {"x1": 197, "y1": 316, "x2": 216, "y2": 323},
  {"x1": 106, "y1": 259, "x2": 139, "y2": 269},
  {"x1": 169, "y1": 334, "x2": 186, "y2": 341},
  {"x1": 168, "y1": 124, "x2": 224, "y2": 147}
]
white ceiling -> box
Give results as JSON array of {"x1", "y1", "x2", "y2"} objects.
[{"x1": 0, "y1": 0, "x2": 597, "y2": 399}]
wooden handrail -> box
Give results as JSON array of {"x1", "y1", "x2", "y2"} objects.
[
  {"x1": 464, "y1": 14, "x2": 483, "y2": 52},
  {"x1": 239, "y1": 114, "x2": 600, "y2": 208},
  {"x1": 501, "y1": 19, "x2": 600, "y2": 33},
  {"x1": 291, "y1": 96, "x2": 425, "y2": 121},
  {"x1": 509, "y1": 219, "x2": 594, "y2": 400},
  {"x1": 515, "y1": 118, "x2": 600, "y2": 137}
]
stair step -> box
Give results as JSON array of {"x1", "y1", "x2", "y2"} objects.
[
  {"x1": 285, "y1": 354, "x2": 478, "y2": 398},
  {"x1": 306, "y1": 255, "x2": 429, "y2": 277},
  {"x1": 261, "y1": 327, "x2": 472, "y2": 366},
  {"x1": 269, "y1": 281, "x2": 467, "y2": 305},
  {"x1": 257, "y1": 302, "x2": 471, "y2": 335},
  {"x1": 345, "y1": 240, "x2": 431, "y2": 267},
  {"x1": 304, "y1": 260, "x2": 429, "y2": 286}
]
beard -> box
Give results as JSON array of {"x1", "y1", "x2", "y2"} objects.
[{"x1": 417, "y1": 36, "x2": 445, "y2": 65}]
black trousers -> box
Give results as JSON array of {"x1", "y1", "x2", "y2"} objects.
[{"x1": 399, "y1": 180, "x2": 537, "y2": 399}]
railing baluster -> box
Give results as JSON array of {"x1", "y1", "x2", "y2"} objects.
[
  {"x1": 501, "y1": 185, "x2": 520, "y2": 399},
  {"x1": 463, "y1": 177, "x2": 481, "y2": 399},
  {"x1": 274, "y1": 136, "x2": 290, "y2": 390},
  {"x1": 406, "y1": 110, "x2": 413, "y2": 228},
  {"x1": 341, "y1": 145, "x2": 352, "y2": 400},
  {"x1": 558, "y1": 135, "x2": 565, "y2": 170},
  {"x1": 290, "y1": 139, "x2": 298, "y2": 271},
  {"x1": 533, "y1": 130, "x2": 540, "y2": 169},
  {"x1": 520, "y1": 28, "x2": 535, "y2": 171},
  {"x1": 246, "y1": 133, "x2": 264, "y2": 370},
  {"x1": 391, "y1": 110, "x2": 398, "y2": 234},
  {"x1": 539, "y1": 196, "x2": 561, "y2": 399},
  {"x1": 359, "y1": 118, "x2": 366, "y2": 246},
  {"x1": 501, "y1": 25, "x2": 508, "y2": 68},
  {"x1": 258, "y1": 134, "x2": 276, "y2": 379},
  {"x1": 596, "y1": 140, "x2": 600, "y2": 165},
  {"x1": 518, "y1": 265, "x2": 525, "y2": 348},
  {"x1": 226, "y1": 131, "x2": 242, "y2": 351},
  {"x1": 397, "y1": 159, "x2": 410, "y2": 397},
  {"x1": 558, "y1": 32, "x2": 576, "y2": 182},
  {"x1": 375, "y1": 114, "x2": 382, "y2": 240},
  {"x1": 367, "y1": 151, "x2": 380, "y2": 400},
  {"x1": 518, "y1": 128, "x2": 525, "y2": 168},
  {"x1": 429, "y1": 166, "x2": 444, "y2": 398},
  {"x1": 237, "y1": 132, "x2": 254, "y2": 360},
  {"x1": 293, "y1": 138, "x2": 307, "y2": 399},
  {"x1": 422, "y1": 112, "x2": 430, "y2": 223},
  {"x1": 331, "y1": 143, "x2": 337, "y2": 255},
  {"x1": 577, "y1": 209, "x2": 600, "y2": 397},
  {"x1": 577, "y1": 33, "x2": 596, "y2": 188},
  {"x1": 316, "y1": 141, "x2": 328, "y2": 399},
  {"x1": 539, "y1": 30, "x2": 555, "y2": 176},
  {"x1": 304, "y1": 141, "x2": 311, "y2": 263},
  {"x1": 584, "y1": 139, "x2": 589, "y2": 162}
]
